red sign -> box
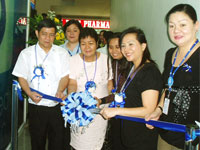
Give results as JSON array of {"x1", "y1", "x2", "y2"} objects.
[
  {"x1": 16, "y1": 17, "x2": 27, "y2": 26},
  {"x1": 62, "y1": 19, "x2": 110, "y2": 29}
]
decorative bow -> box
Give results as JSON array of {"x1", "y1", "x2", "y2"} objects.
[
  {"x1": 183, "y1": 63, "x2": 192, "y2": 72},
  {"x1": 31, "y1": 66, "x2": 45, "y2": 82},
  {"x1": 61, "y1": 91, "x2": 97, "y2": 133}
]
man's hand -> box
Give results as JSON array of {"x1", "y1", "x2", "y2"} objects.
[
  {"x1": 55, "y1": 91, "x2": 65, "y2": 99},
  {"x1": 29, "y1": 91, "x2": 42, "y2": 104}
]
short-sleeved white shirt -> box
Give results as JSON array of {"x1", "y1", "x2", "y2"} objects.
[{"x1": 12, "y1": 43, "x2": 70, "y2": 107}]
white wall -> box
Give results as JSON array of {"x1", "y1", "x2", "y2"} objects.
[{"x1": 110, "y1": 0, "x2": 200, "y2": 71}]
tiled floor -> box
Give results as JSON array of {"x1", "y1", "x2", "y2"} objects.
[
  {"x1": 17, "y1": 124, "x2": 49, "y2": 150},
  {"x1": 17, "y1": 123, "x2": 110, "y2": 150},
  {"x1": 18, "y1": 124, "x2": 31, "y2": 150}
]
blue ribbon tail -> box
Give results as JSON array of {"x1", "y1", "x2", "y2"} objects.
[
  {"x1": 41, "y1": 74, "x2": 45, "y2": 79},
  {"x1": 31, "y1": 75, "x2": 37, "y2": 82},
  {"x1": 17, "y1": 88, "x2": 24, "y2": 101},
  {"x1": 13, "y1": 80, "x2": 24, "y2": 101}
]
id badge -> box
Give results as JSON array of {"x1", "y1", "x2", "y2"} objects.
[
  {"x1": 163, "y1": 98, "x2": 170, "y2": 115},
  {"x1": 114, "y1": 93, "x2": 123, "y2": 103}
]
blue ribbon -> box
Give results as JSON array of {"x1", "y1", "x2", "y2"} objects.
[
  {"x1": 115, "y1": 115, "x2": 200, "y2": 142},
  {"x1": 13, "y1": 80, "x2": 24, "y2": 101},
  {"x1": 30, "y1": 88, "x2": 63, "y2": 103},
  {"x1": 13, "y1": 80, "x2": 97, "y2": 128},
  {"x1": 12, "y1": 80, "x2": 200, "y2": 141},
  {"x1": 13, "y1": 80, "x2": 63, "y2": 103}
]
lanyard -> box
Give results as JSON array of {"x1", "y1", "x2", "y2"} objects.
[
  {"x1": 121, "y1": 65, "x2": 142, "y2": 93},
  {"x1": 115, "y1": 61, "x2": 118, "y2": 86},
  {"x1": 67, "y1": 44, "x2": 80, "y2": 56},
  {"x1": 83, "y1": 53, "x2": 97, "y2": 82},
  {"x1": 120, "y1": 65, "x2": 135, "y2": 93},
  {"x1": 110, "y1": 64, "x2": 142, "y2": 108},
  {"x1": 112, "y1": 61, "x2": 121, "y2": 93},
  {"x1": 168, "y1": 39, "x2": 199, "y2": 92},
  {"x1": 32, "y1": 44, "x2": 51, "y2": 90},
  {"x1": 35, "y1": 44, "x2": 50, "y2": 66}
]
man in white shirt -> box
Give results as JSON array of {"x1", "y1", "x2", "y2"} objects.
[
  {"x1": 12, "y1": 19, "x2": 70, "y2": 150},
  {"x1": 97, "y1": 31, "x2": 113, "y2": 55}
]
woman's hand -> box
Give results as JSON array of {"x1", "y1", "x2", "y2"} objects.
[
  {"x1": 145, "y1": 107, "x2": 162, "y2": 129},
  {"x1": 100, "y1": 107, "x2": 118, "y2": 120},
  {"x1": 94, "y1": 97, "x2": 102, "y2": 108}
]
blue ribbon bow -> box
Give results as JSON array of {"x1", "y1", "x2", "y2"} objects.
[
  {"x1": 182, "y1": 63, "x2": 192, "y2": 72},
  {"x1": 109, "y1": 92, "x2": 126, "y2": 108},
  {"x1": 61, "y1": 91, "x2": 97, "y2": 131},
  {"x1": 31, "y1": 66, "x2": 45, "y2": 82}
]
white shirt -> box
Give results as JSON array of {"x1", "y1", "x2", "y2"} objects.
[
  {"x1": 12, "y1": 43, "x2": 70, "y2": 107},
  {"x1": 96, "y1": 44, "x2": 108, "y2": 55}
]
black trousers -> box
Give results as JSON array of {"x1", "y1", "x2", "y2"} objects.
[
  {"x1": 28, "y1": 103, "x2": 70, "y2": 150},
  {"x1": 110, "y1": 118, "x2": 125, "y2": 150}
]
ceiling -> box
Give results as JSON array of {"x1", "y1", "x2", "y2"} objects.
[{"x1": 36, "y1": 0, "x2": 111, "y2": 20}]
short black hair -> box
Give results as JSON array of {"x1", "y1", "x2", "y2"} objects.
[
  {"x1": 37, "y1": 19, "x2": 56, "y2": 32},
  {"x1": 63, "y1": 19, "x2": 82, "y2": 33},
  {"x1": 79, "y1": 27, "x2": 98, "y2": 43},
  {"x1": 100, "y1": 30, "x2": 106, "y2": 35},
  {"x1": 165, "y1": 4, "x2": 197, "y2": 23},
  {"x1": 103, "y1": 31, "x2": 113, "y2": 44}
]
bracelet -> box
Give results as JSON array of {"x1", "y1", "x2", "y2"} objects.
[{"x1": 157, "y1": 106, "x2": 163, "y2": 112}]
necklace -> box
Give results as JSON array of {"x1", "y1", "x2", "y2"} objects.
[
  {"x1": 83, "y1": 53, "x2": 97, "y2": 92},
  {"x1": 168, "y1": 39, "x2": 199, "y2": 93}
]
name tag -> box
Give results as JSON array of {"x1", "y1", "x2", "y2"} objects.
[
  {"x1": 114, "y1": 93, "x2": 123, "y2": 103},
  {"x1": 163, "y1": 98, "x2": 170, "y2": 115}
]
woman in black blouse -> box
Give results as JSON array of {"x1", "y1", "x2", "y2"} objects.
[
  {"x1": 100, "y1": 27, "x2": 163, "y2": 150},
  {"x1": 145, "y1": 4, "x2": 200, "y2": 150},
  {"x1": 100, "y1": 32, "x2": 132, "y2": 150}
]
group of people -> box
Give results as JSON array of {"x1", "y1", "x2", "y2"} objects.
[{"x1": 12, "y1": 3, "x2": 199, "y2": 150}]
